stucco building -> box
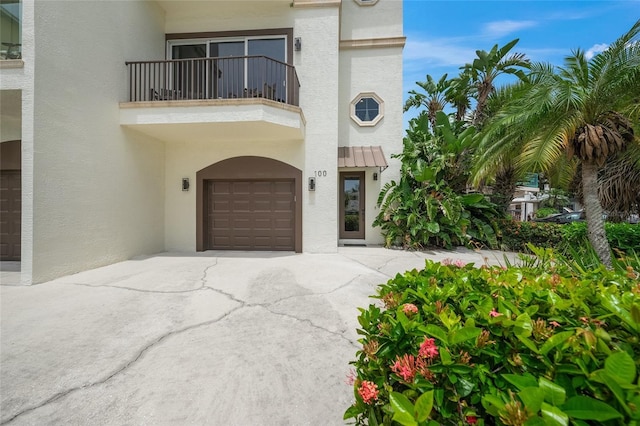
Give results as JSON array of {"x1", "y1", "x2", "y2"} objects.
[{"x1": 0, "y1": 0, "x2": 405, "y2": 284}]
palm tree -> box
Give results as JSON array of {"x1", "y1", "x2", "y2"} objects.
[
  {"x1": 463, "y1": 40, "x2": 530, "y2": 214},
  {"x1": 480, "y1": 20, "x2": 640, "y2": 266},
  {"x1": 462, "y1": 39, "x2": 530, "y2": 127},
  {"x1": 472, "y1": 82, "x2": 532, "y2": 212},
  {"x1": 404, "y1": 74, "x2": 451, "y2": 131},
  {"x1": 445, "y1": 72, "x2": 472, "y2": 122}
]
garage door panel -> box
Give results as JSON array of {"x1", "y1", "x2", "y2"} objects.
[
  {"x1": 207, "y1": 179, "x2": 295, "y2": 251},
  {"x1": 274, "y1": 200, "x2": 293, "y2": 211},
  {"x1": 274, "y1": 182, "x2": 293, "y2": 193},
  {"x1": 274, "y1": 219, "x2": 293, "y2": 229},
  {"x1": 0, "y1": 171, "x2": 21, "y2": 261},
  {"x1": 232, "y1": 200, "x2": 250, "y2": 211},
  {"x1": 233, "y1": 182, "x2": 251, "y2": 193},
  {"x1": 253, "y1": 200, "x2": 272, "y2": 211}
]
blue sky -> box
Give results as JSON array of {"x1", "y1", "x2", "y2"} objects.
[{"x1": 402, "y1": 0, "x2": 640, "y2": 126}]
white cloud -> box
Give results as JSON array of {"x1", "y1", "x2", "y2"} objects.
[
  {"x1": 585, "y1": 43, "x2": 609, "y2": 59},
  {"x1": 482, "y1": 20, "x2": 538, "y2": 38},
  {"x1": 404, "y1": 35, "x2": 477, "y2": 68}
]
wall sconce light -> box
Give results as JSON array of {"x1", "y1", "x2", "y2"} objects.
[
  {"x1": 373, "y1": 172, "x2": 378, "y2": 181},
  {"x1": 182, "y1": 178, "x2": 190, "y2": 191},
  {"x1": 294, "y1": 37, "x2": 302, "y2": 51},
  {"x1": 308, "y1": 177, "x2": 316, "y2": 191}
]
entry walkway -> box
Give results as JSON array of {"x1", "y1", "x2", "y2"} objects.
[{"x1": 0, "y1": 247, "x2": 518, "y2": 425}]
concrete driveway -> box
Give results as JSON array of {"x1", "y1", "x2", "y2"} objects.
[{"x1": 1, "y1": 247, "x2": 517, "y2": 425}]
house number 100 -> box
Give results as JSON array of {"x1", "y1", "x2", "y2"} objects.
[{"x1": 314, "y1": 170, "x2": 327, "y2": 177}]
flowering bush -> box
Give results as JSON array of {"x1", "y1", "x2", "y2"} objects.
[{"x1": 345, "y1": 250, "x2": 640, "y2": 425}]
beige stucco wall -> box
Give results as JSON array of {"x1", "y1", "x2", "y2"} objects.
[
  {"x1": 30, "y1": 0, "x2": 167, "y2": 283},
  {"x1": 294, "y1": 5, "x2": 340, "y2": 252},
  {"x1": 164, "y1": 139, "x2": 304, "y2": 251},
  {"x1": 0, "y1": 90, "x2": 21, "y2": 142},
  {"x1": 163, "y1": 1, "x2": 294, "y2": 34},
  {"x1": 340, "y1": 0, "x2": 403, "y2": 41}
]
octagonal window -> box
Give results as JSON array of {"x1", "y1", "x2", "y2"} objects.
[{"x1": 350, "y1": 93, "x2": 384, "y2": 127}]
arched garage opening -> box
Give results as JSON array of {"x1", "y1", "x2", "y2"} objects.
[{"x1": 196, "y1": 156, "x2": 302, "y2": 252}]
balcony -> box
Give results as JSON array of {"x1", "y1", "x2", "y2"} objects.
[{"x1": 120, "y1": 56, "x2": 304, "y2": 143}]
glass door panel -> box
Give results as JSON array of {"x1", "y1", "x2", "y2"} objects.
[
  {"x1": 171, "y1": 44, "x2": 207, "y2": 99},
  {"x1": 210, "y1": 41, "x2": 244, "y2": 99},
  {"x1": 340, "y1": 172, "x2": 365, "y2": 239},
  {"x1": 247, "y1": 38, "x2": 286, "y2": 100}
]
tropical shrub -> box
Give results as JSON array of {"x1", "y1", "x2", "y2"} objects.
[
  {"x1": 497, "y1": 220, "x2": 564, "y2": 252},
  {"x1": 345, "y1": 249, "x2": 640, "y2": 425},
  {"x1": 499, "y1": 220, "x2": 640, "y2": 254},
  {"x1": 561, "y1": 222, "x2": 640, "y2": 255},
  {"x1": 375, "y1": 112, "x2": 502, "y2": 250}
]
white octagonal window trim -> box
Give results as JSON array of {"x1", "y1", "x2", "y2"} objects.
[
  {"x1": 350, "y1": 92, "x2": 384, "y2": 127},
  {"x1": 354, "y1": 0, "x2": 379, "y2": 5}
]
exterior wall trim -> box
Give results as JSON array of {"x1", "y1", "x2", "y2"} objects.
[
  {"x1": 340, "y1": 36, "x2": 406, "y2": 50},
  {"x1": 0, "y1": 60, "x2": 24, "y2": 69},
  {"x1": 292, "y1": 0, "x2": 341, "y2": 8}
]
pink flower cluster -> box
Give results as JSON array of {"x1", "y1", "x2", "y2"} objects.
[
  {"x1": 441, "y1": 258, "x2": 466, "y2": 267},
  {"x1": 391, "y1": 354, "x2": 419, "y2": 382},
  {"x1": 418, "y1": 337, "x2": 439, "y2": 359},
  {"x1": 357, "y1": 380, "x2": 379, "y2": 404},
  {"x1": 402, "y1": 303, "x2": 419, "y2": 315},
  {"x1": 391, "y1": 337, "x2": 441, "y2": 383}
]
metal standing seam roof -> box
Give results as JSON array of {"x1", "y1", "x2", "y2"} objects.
[{"x1": 338, "y1": 146, "x2": 388, "y2": 170}]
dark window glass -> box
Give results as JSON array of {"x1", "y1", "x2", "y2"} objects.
[
  {"x1": 1, "y1": 0, "x2": 22, "y2": 59},
  {"x1": 355, "y1": 97, "x2": 379, "y2": 121}
]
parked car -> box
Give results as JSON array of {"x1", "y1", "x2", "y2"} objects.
[{"x1": 534, "y1": 211, "x2": 585, "y2": 224}]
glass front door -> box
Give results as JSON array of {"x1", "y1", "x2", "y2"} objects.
[{"x1": 340, "y1": 172, "x2": 365, "y2": 239}]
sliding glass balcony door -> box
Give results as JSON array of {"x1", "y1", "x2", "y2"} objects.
[{"x1": 168, "y1": 36, "x2": 286, "y2": 101}]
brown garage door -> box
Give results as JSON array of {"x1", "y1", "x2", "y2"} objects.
[
  {"x1": 206, "y1": 179, "x2": 295, "y2": 251},
  {"x1": 0, "y1": 171, "x2": 21, "y2": 261}
]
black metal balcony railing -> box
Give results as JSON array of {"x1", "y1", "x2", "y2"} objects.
[{"x1": 125, "y1": 56, "x2": 300, "y2": 106}]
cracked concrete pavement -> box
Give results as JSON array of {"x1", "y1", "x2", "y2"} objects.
[{"x1": 0, "y1": 247, "x2": 518, "y2": 425}]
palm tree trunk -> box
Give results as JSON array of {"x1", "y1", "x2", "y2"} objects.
[
  {"x1": 582, "y1": 161, "x2": 612, "y2": 268},
  {"x1": 492, "y1": 165, "x2": 518, "y2": 214}
]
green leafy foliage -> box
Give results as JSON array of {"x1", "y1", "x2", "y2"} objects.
[
  {"x1": 375, "y1": 112, "x2": 502, "y2": 250},
  {"x1": 497, "y1": 219, "x2": 564, "y2": 252},
  {"x1": 345, "y1": 251, "x2": 640, "y2": 425},
  {"x1": 499, "y1": 220, "x2": 640, "y2": 255},
  {"x1": 535, "y1": 207, "x2": 558, "y2": 219}
]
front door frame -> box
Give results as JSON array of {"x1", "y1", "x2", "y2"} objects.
[{"x1": 339, "y1": 171, "x2": 365, "y2": 239}]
